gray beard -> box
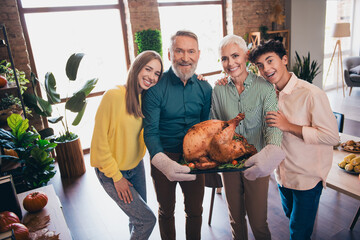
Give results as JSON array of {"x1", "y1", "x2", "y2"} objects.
[{"x1": 172, "y1": 63, "x2": 197, "y2": 82}]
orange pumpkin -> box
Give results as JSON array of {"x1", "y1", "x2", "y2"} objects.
[
  {"x1": 23, "y1": 191, "x2": 48, "y2": 213},
  {"x1": 0, "y1": 211, "x2": 20, "y2": 233},
  {"x1": 8, "y1": 223, "x2": 29, "y2": 240},
  {"x1": 0, "y1": 75, "x2": 7, "y2": 88}
]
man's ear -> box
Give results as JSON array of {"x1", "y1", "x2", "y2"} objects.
[
  {"x1": 282, "y1": 55, "x2": 288, "y2": 65},
  {"x1": 168, "y1": 50, "x2": 171, "y2": 61}
]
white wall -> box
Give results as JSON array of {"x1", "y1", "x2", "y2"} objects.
[
  {"x1": 290, "y1": 0, "x2": 326, "y2": 88},
  {"x1": 351, "y1": 0, "x2": 360, "y2": 56}
]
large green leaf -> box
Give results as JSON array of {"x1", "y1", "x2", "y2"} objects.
[
  {"x1": 66, "y1": 53, "x2": 85, "y2": 81},
  {"x1": 65, "y1": 91, "x2": 86, "y2": 112},
  {"x1": 77, "y1": 78, "x2": 99, "y2": 96},
  {"x1": 31, "y1": 147, "x2": 48, "y2": 162},
  {"x1": 0, "y1": 128, "x2": 15, "y2": 140},
  {"x1": 45, "y1": 72, "x2": 61, "y2": 104},
  {"x1": 48, "y1": 116, "x2": 63, "y2": 124},
  {"x1": 23, "y1": 93, "x2": 52, "y2": 117},
  {"x1": 72, "y1": 102, "x2": 87, "y2": 126}
]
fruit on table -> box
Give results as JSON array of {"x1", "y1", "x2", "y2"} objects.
[
  {"x1": 339, "y1": 154, "x2": 360, "y2": 173},
  {"x1": 345, "y1": 164, "x2": 354, "y2": 171},
  {"x1": 351, "y1": 157, "x2": 360, "y2": 166},
  {"x1": 23, "y1": 191, "x2": 48, "y2": 213},
  {"x1": 0, "y1": 211, "x2": 20, "y2": 232},
  {"x1": 0, "y1": 75, "x2": 7, "y2": 88},
  {"x1": 344, "y1": 153, "x2": 356, "y2": 163},
  {"x1": 8, "y1": 223, "x2": 30, "y2": 240}
]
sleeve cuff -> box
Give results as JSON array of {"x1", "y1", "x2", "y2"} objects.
[{"x1": 112, "y1": 171, "x2": 123, "y2": 182}]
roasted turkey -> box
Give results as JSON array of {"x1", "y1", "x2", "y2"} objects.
[{"x1": 183, "y1": 113, "x2": 257, "y2": 170}]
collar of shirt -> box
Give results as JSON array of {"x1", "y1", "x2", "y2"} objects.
[
  {"x1": 277, "y1": 72, "x2": 298, "y2": 97},
  {"x1": 168, "y1": 67, "x2": 195, "y2": 86},
  {"x1": 227, "y1": 72, "x2": 254, "y2": 94}
]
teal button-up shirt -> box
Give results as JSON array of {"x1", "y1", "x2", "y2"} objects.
[
  {"x1": 210, "y1": 72, "x2": 282, "y2": 152},
  {"x1": 143, "y1": 67, "x2": 212, "y2": 158}
]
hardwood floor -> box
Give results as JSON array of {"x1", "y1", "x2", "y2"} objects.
[{"x1": 47, "y1": 87, "x2": 360, "y2": 240}]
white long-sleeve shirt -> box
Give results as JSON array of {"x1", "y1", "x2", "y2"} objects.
[{"x1": 275, "y1": 73, "x2": 340, "y2": 190}]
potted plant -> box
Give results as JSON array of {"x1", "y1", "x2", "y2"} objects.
[
  {"x1": 134, "y1": 29, "x2": 162, "y2": 56},
  {"x1": 0, "y1": 60, "x2": 29, "y2": 94},
  {"x1": 292, "y1": 51, "x2": 321, "y2": 84},
  {"x1": 23, "y1": 53, "x2": 98, "y2": 178},
  {"x1": 0, "y1": 114, "x2": 57, "y2": 193}
]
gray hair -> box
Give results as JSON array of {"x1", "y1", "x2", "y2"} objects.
[
  {"x1": 218, "y1": 34, "x2": 247, "y2": 56},
  {"x1": 169, "y1": 30, "x2": 199, "y2": 53}
]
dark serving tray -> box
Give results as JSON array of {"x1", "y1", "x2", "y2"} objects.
[
  {"x1": 189, "y1": 166, "x2": 249, "y2": 174},
  {"x1": 182, "y1": 157, "x2": 250, "y2": 174}
]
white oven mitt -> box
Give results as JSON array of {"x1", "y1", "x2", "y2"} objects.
[
  {"x1": 243, "y1": 145, "x2": 285, "y2": 181},
  {"x1": 151, "y1": 152, "x2": 196, "y2": 182}
]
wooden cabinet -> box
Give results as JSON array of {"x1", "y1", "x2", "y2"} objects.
[{"x1": 248, "y1": 29, "x2": 290, "y2": 55}]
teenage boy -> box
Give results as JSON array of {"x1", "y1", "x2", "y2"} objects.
[{"x1": 247, "y1": 40, "x2": 340, "y2": 240}]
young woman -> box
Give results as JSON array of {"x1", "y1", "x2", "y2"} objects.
[{"x1": 90, "y1": 50, "x2": 163, "y2": 240}]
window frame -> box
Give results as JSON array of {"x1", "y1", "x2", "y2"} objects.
[{"x1": 158, "y1": 0, "x2": 227, "y2": 76}]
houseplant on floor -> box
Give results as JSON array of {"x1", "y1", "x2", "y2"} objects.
[
  {"x1": 0, "y1": 114, "x2": 57, "y2": 192},
  {"x1": 23, "y1": 53, "x2": 98, "y2": 178},
  {"x1": 292, "y1": 51, "x2": 321, "y2": 84}
]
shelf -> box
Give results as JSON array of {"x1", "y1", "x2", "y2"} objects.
[{"x1": 248, "y1": 29, "x2": 290, "y2": 55}]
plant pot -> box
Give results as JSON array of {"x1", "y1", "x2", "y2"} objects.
[{"x1": 55, "y1": 137, "x2": 86, "y2": 178}]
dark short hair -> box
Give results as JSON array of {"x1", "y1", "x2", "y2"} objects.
[{"x1": 248, "y1": 39, "x2": 287, "y2": 63}]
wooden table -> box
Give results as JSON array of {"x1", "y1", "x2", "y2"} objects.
[
  {"x1": 326, "y1": 133, "x2": 360, "y2": 230},
  {"x1": 17, "y1": 184, "x2": 72, "y2": 239}
]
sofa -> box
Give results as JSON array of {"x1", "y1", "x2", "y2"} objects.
[{"x1": 344, "y1": 56, "x2": 360, "y2": 96}]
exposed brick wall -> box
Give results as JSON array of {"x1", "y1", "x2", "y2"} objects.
[
  {"x1": 0, "y1": 0, "x2": 43, "y2": 129},
  {"x1": 125, "y1": 0, "x2": 161, "y2": 60},
  {"x1": 0, "y1": 0, "x2": 31, "y2": 77},
  {"x1": 231, "y1": 0, "x2": 285, "y2": 38}
]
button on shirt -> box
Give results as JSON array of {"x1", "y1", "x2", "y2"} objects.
[
  {"x1": 143, "y1": 67, "x2": 212, "y2": 158},
  {"x1": 275, "y1": 73, "x2": 339, "y2": 190},
  {"x1": 210, "y1": 72, "x2": 282, "y2": 152}
]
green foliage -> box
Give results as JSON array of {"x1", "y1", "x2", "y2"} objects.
[
  {"x1": 292, "y1": 51, "x2": 321, "y2": 84},
  {"x1": 0, "y1": 114, "x2": 57, "y2": 191},
  {"x1": 0, "y1": 59, "x2": 29, "y2": 94},
  {"x1": 135, "y1": 29, "x2": 162, "y2": 56},
  {"x1": 0, "y1": 94, "x2": 21, "y2": 111},
  {"x1": 23, "y1": 53, "x2": 98, "y2": 142},
  {"x1": 0, "y1": 93, "x2": 31, "y2": 115}
]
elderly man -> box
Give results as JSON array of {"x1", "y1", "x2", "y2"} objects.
[{"x1": 143, "y1": 30, "x2": 212, "y2": 240}]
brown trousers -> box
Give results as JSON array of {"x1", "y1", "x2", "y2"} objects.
[
  {"x1": 222, "y1": 171, "x2": 271, "y2": 240},
  {"x1": 151, "y1": 152, "x2": 205, "y2": 240}
]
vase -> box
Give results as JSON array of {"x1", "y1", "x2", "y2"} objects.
[{"x1": 55, "y1": 137, "x2": 86, "y2": 178}]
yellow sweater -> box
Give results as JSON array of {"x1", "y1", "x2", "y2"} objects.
[{"x1": 90, "y1": 86, "x2": 146, "y2": 182}]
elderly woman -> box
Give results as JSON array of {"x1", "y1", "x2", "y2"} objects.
[{"x1": 210, "y1": 35, "x2": 284, "y2": 240}]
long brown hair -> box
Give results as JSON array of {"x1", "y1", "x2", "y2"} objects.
[{"x1": 125, "y1": 50, "x2": 163, "y2": 118}]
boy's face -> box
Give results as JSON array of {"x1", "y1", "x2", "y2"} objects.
[{"x1": 255, "y1": 52, "x2": 289, "y2": 89}]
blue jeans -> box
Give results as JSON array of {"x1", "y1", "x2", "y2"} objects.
[
  {"x1": 95, "y1": 160, "x2": 156, "y2": 240},
  {"x1": 278, "y1": 181, "x2": 323, "y2": 240}
]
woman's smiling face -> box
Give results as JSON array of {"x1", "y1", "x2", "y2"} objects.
[
  {"x1": 137, "y1": 58, "x2": 162, "y2": 91},
  {"x1": 220, "y1": 43, "x2": 248, "y2": 79}
]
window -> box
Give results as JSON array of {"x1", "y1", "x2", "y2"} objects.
[
  {"x1": 158, "y1": 0, "x2": 226, "y2": 86},
  {"x1": 18, "y1": 1, "x2": 128, "y2": 149},
  {"x1": 323, "y1": 0, "x2": 353, "y2": 90}
]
